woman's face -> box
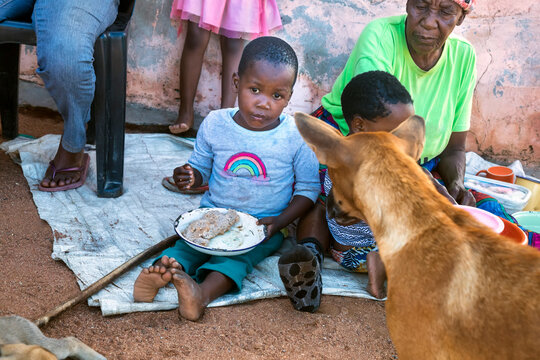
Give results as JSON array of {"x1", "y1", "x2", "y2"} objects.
[{"x1": 405, "y1": 0, "x2": 465, "y2": 57}]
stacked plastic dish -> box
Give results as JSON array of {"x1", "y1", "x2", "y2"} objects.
[
  {"x1": 464, "y1": 174, "x2": 531, "y2": 214},
  {"x1": 457, "y1": 205, "x2": 504, "y2": 233},
  {"x1": 457, "y1": 205, "x2": 527, "y2": 246}
]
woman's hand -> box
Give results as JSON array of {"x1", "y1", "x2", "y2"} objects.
[
  {"x1": 173, "y1": 164, "x2": 197, "y2": 190},
  {"x1": 446, "y1": 181, "x2": 476, "y2": 206},
  {"x1": 436, "y1": 131, "x2": 476, "y2": 207},
  {"x1": 422, "y1": 168, "x2": 458, "y2": 205}
]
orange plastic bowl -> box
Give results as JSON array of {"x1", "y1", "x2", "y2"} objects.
[{"x1": 500, "y1": 218, "x2": 528, "y2": 246}]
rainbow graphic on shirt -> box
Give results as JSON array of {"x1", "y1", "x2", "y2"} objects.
[{"x1": 223, "y1": 152, "x2": 268, "y2": 181}]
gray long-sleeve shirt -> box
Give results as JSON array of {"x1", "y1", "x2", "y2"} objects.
[{"x1": 189, "y1": 108, "x2": 320, "y2": 218}]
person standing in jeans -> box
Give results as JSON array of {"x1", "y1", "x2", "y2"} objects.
[{"x1": 0, "y1": 0, "x2": 119, "y2": 191}]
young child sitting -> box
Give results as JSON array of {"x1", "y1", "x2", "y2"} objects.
[
  {"x1": 133, "y1": 36, "x2": 320, "y2": 321},
  {"x1": 323, "y1": 71, "x2": 415, "y2": 298},
  {"x1": 279, "y1": 71, "x2": 418, "y2": 311}
]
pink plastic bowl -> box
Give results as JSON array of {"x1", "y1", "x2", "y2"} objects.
[{"x1": 457, "y1": 205, "x2": 505, "y2": 234}]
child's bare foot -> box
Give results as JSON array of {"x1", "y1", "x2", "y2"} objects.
[
  {"x1": 366, "y1": 252, "x2": 387, "y2": 299},
  {"x1": 169, "y1": 111, "x2": 193, "y2": 134},
  {"x1": 171, "y1": 270, "x2": 207, "y2": 321},
  {"x1": 133, "y1": 256, "x2": 181, "y2": 302},
  {"x1": 160, "y1": 255, "x2": 181, "y2": 270}
]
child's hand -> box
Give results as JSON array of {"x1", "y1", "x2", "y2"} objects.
[
  {"x1": 173, "y1": 164, "x2": 196, "y2": 190},
  {"x1": 257, "y1": 216, "x2": 286, "y2": 240}
]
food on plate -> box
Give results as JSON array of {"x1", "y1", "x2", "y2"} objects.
[{"x1": 183, "y1": 209, "x2": 240, "y2": 246}]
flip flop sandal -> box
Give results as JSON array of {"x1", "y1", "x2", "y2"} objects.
[
  {"x1": 38, "y1": 154, "x2": 90, "y2": 192},
  {"x1": 161, "y1": 176, "x2": 208, "y2": 195},
  {"x1": 278, "y1": 245, "x2": 322, "y2": 313}
]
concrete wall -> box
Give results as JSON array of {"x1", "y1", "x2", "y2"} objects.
[{"x1": 19, "y1": 0, "x2": 539, "y2": 166}]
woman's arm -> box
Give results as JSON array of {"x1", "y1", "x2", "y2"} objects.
[{"x1": 436, "y1": 131, "x2": 475, "y2": 206}]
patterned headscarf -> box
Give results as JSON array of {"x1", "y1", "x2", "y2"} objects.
[{"x1": 452, "y1": 0, "x2": 475, "y2": 12}]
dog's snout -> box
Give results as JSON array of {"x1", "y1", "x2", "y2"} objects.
[
  {"x1": 327, "y1": 191, "x2": 359, "y2": 226},
  {"x1": 326, "y1": 191, "x2": 337, "y2": 219},
  {"x1": 327, "y1": 205, "x2": 336, "y2": 219}
]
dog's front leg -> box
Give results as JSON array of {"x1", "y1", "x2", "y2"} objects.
[{"x1": 42, "y1": 337, "x2": 106, "y2": 360}]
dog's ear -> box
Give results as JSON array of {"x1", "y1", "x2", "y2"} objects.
[
  {"x1": 294, "y1": 112, "x2": 344, "y2": 165},
  {"x1": 389, "y1": 115, "x2": 426, "y2": 161}
]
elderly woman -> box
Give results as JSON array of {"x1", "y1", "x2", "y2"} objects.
[
  {"x1": 279, "y1": 0, "x2": 478, "y2": 312},
  {"x1": 324, "y1": 0, "x2": 476, "y2": 204}
]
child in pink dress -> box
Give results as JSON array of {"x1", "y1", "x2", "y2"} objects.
[{"x1": 169, "y1": 0, "x2": 283, "y2": 134}]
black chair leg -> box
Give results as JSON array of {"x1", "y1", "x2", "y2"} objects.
[
  {"x1": 92, "y1": 31, "x2": 126, "y2": 198},
  {"x1": 0, "y1": 43, "x2": 21, "y2": 139},
  {"x1": 86, "y1": 114, "x2": 96, "y2": 145}
]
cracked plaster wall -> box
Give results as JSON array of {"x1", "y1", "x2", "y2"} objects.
[{"x1": 19, "y1": 0, "x2": 539, "y2": 166}]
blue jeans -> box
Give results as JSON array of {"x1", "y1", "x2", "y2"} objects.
[
  {"x1": 31, "y1": 0, "x2": 119, "y2": 152},
  {"x1": 0, "y1": 0, "x2": 33, "y2": 21}
]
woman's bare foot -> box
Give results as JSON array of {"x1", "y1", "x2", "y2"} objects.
[
  {"x1": 366, "y1": 252, "x2": 387, "y2": 299},
  {"x1": 40, "y1": 144, "x2": 85, "y2": 189},
  {"x1": 133, "y1": 256, "x2": 181, "y2": 302},
  {"x1": 169, "y1": 111, "x2": 193, "y2": 134},
  {"x1": 171, "y1": 270, "x2": 207, "y2": 321}
]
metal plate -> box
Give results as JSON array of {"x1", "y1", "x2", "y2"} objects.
[{"x1": 174, "y1": 208, "x2": 266, "y2": 256}]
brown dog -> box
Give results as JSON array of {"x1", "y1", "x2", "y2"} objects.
[
  {"x1": 294, "y1": 112, "x2": 540, "y2": 360},
  {"x1": 0, "y1": 343, "x2": 56, "y2": 360},
  {"x1": 0, "y1": 316, "x2": 105, "y2": 360}
]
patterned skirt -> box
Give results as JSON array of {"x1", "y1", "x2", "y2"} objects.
[{"x1": 330, "y1": 244, "x2": 379, "y2": 273}]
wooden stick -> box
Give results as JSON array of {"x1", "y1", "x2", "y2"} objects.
[{"x1": 34, "y1": 234, "x2": 180, "y2": 327}]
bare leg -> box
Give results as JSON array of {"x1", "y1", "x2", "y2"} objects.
[
  {"x1": 296, "y1": 203, "x2": 332, "y2": 251},
  {"x1": 40, "y1": 142, "x2": 84, "y2": 189},
  {"x1": 170, "y1": 21, "x2": 211, "y2": 134},
  {"x1": 219, "y1": 36, "x2": 245, "y2": 108},
  {"x1": 133, "y1": 256, "x2": 181, "y2": 302},
  {"x1": 171, "y1": 269, "x2": 234, "y2": 321},
  {"x1": 366, "y1": 252, "x2": 387, "y2": 299}
]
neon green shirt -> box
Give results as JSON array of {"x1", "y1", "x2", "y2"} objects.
[{"x1": 321, "y1": 15, "x2": 476, "y2": 163}]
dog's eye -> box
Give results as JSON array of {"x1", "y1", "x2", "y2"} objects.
[{"x1": 338, "y1": 200, "x2": 343, "y2": 205}]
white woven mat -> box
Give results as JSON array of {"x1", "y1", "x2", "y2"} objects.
[{"x1": 1, "y1": 134, "x2": 377, "y2": 316}]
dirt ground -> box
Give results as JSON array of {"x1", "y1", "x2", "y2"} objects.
[{"x1": 0, "y1": 108, "x2": 396, "y2": 360}]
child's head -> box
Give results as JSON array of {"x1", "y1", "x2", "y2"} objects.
[
  {"x1": 233, "y1": 36, "x2": 298, "y2": 131},
  {"x1": 341, "y1": 71, "x2": 414, "y2": 134}
]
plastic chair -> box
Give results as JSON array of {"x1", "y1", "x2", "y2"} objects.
[{"x1": 0, "y1": 0, "x2": 136, "y2": 198}]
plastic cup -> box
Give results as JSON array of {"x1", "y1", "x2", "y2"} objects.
[{"x1": 476, "y1": 166, "x2": 515, "y2": 184}]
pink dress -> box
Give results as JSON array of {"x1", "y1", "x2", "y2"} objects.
[{"x1": 171, "y1": 0, "x2": 282, "y2": 40}]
